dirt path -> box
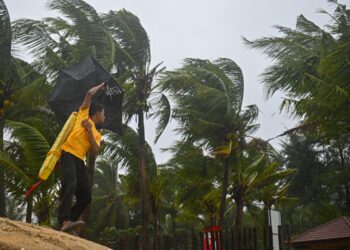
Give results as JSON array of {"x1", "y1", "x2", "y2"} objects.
[{"x1": 0, "y1": 218, "x2": 110, "y2": 250}]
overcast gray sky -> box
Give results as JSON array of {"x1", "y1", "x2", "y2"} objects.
[{"x1": 5, "y1": 0, "x2": 344, "y2": 163}]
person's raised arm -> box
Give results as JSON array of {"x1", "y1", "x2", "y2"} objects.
[{"x1": 80, "y1": 82, "x2": 106, "y2": 110}]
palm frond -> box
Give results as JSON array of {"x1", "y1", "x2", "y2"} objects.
[
  {"x1": 47, "y1": 0, "x2": 112, "y2": 68},
  {"x1": 0, "y1": 151, "x2": 32, "y2": 184},
  {"x1": 102, "y1": 9, "x2": 150, "y2": 72},
  {"x1": 6, "y1": 120, "x2": 50, "y2": 176},
  {"x1": 149, "y1": 93, "x2": 171, "y2": 144}
]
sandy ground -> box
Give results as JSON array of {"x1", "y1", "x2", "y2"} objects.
[{"x1": 0, "y1": 217, "x2": 110, "y2": 250}]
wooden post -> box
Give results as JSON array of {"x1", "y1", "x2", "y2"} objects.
[
  {"x1": 286, "y1": 225, "x2": 291, "y2": 250},
  {"x1": 269, "y1": 226, "x2": 273, "y2": 250},
  {"x1": 134, "y1": 234, "x2": 138, "y2": 250},
  {"x1": 200, "y1": 232, "x2": 204, "y2": 250},
  {"x1": 193, "y1": 230, "x2": 197, "y2": 250},
  {"x1": 253, "y1": 228, "x2": 258, "y2": 250},
  {"x1": 278, "y1": 225, "x2": 283, "y2": 250},
  {"x1": 237, "y1": 229, "x2": 242, "y2": 250},
  {"x1": 242, "y1": 228, "x2": 247, "y2": 250},
  {"x1": 220, "y1": 230, "x2": 224, "y2": 250},
  {"x1": 263, "y1": 227, "x2": 268, "y2": 250},
  {"x1": 226, "y1": 229, "x2": 229, "y2": 250},
  {"x1": 231, "y1": 229, "x2": 235, "y2": 250},
  {"x1": 248, "y1": 228, "x2": 253, "y2": 250}
]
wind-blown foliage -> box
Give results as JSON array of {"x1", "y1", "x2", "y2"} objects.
[
  {"x1": 282, "y1": 132, "x2": 350, "y2": 234},
  {"x1": 2, "y1": 0, "x2": 334, "y2": 248},
  {"x1": 101, "y1": 126, "x2": 158, "y2": 248},
  {"x1": 0, "y1": 120, "x2": 60, "y2": 223},
  {"x1": 159, "y1": 58, "x2": 259, "y2": 151},
  {"x1": 164, "y1": 141, "x2": 223, "y2": 226},
  {"x1": 89, "y1": 159, "x2": 129, "y2": 237},
  {"x1": 158, "y1": 58, "x2": 260, "y2": 228},
  {"x1": 12, "y1": 0, "x2": 118, "y2": 79},
  {"x1": 244, "y1": 1, "x2": 350, "y2": 138},
  {"x1": 102, "y1": 9, "x2": 166, "y2": 249}
]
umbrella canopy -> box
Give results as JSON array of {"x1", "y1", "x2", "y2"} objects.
[{"x1": 49, "y1": 56, "x2": 123, "y2": 133}]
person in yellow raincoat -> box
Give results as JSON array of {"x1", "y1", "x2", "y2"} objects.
[{"x1": 59, "y1": 82, "x2": 106, "y2": 232}]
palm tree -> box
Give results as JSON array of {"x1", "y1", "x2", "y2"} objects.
[
  {"x1": 0, "y1": 0, "x2": 52, "y2": 217},
  {"x1": 228, "y1": 149, "x2": 296, "y2": 250},
  {"x1": 0, "y1": 0, "x2": 12, "y2": 217},
  {"x1": 5, "y1": 193, "x2": 25, "y2": 221},
  {"x1": 158, "y1": 58, "x2": 259, "y2": 226},
  {"x1": 102, "y1": 10, "x2": 165, "y2": 249},
  {"x1": 164, "y1": 141, "x2": 223, "y2": 225}
]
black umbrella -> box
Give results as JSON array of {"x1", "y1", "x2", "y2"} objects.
[{"x1": 49, "y1": 56, "x2": 123, "y2": 133}]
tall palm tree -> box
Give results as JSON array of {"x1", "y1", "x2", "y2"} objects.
[
  {"x1": 0, "y1": 0, "x2": 52, "y2": 216},
  {"x1": 102, "y1": 10, "x2": 165, "y2": 249},
  {"x1": 0, "y1": 0, "x2": 10, "y2": 71},
  {"x1": 0, "y1": 0, "x2": 12, "y2": 217},
  {"x1": 158, "y1": 58, "x2": 259, "y2": 226}
]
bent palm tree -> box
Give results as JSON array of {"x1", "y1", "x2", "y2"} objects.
[
  {"x1": 158, "y1": 58, "x2": 259, "y2": 226},
  {"x1": 102, "y1": 10, "x2": 165, "y2": 249}
]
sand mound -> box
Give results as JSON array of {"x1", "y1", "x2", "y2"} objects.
[{"x1": 0, "y1": 217, "x2": 110, "y2": 250}]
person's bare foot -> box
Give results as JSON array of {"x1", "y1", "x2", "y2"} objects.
[
  {"x1": 60, "y1": 220, "x2": 71, "y2": 231},
  {"x1": 61, "y1": 220, "x2": 85, "y2": 232}
]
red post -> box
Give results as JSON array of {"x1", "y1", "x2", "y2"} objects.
[{"x1": 202, "y1": 225, "x2": 222, "y2": 250}]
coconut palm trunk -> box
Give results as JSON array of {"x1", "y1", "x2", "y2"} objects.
[
  {"x1": 151, "y1": 203, "x2": 160, "y2": 250},
  {"x1": 138, "y1": 109, "x2": 149, "y2": 250},
  {"x1": 0, "y1": 0, "x2": 11, "y2": 218},
  {"x1": 0, "y1": 120, "x2": 5, "y2": 217},
  {"x1": 234, "y1": 199, "x2": 244, "y2": 250},
  {"x1": 218, "y1": 157, "x2": 230, "y2": 226},
  {"x1": 26, "y1": 197, "x2": 32, "y2": 223},
  {"x1": 171, "y1": 209, "x2": 177, "y2": 249}
]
